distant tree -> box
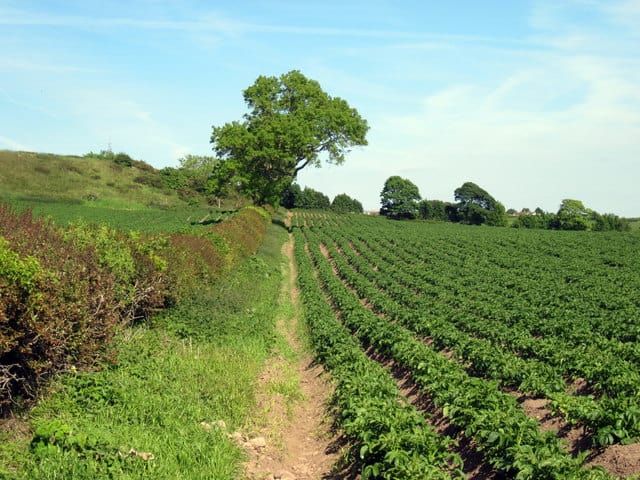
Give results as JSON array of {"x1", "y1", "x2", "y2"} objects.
[
  {"x1": 591, "y1": 212, "x2": 630, "y2": 232},
  {"x1": 159, "y1": 167, "x2": 189, "y2": 191},
  {"x1": 418, "y1": 199, "x2": 452, "y2": 221},
  {"x1": 523, "y1": 199, "x2": 630, "y2": 232},
  {"x1": 204, "y1": 159, "x2": 251, "y2": 208},
  {"x1": 453, "y1": 181, "x2": 507, "y2": 226},
  {"x1": 380, "y1": 176, "x2": 421, "y2": 219},
  {"x1": 281, "y1": 183, "x2": 303, "y2": 209},
  {"x1": 332, "y1": 193, "x2": 363, "y2": 213},
  {"x1": 210, "y1": 70, "x2": 369, "y2": 206},
  {"x1": 513, "y1": 213, "x2": 548, "y2": 229},
  {"x1": 297, "y1": 187, "x2": 331, "y2": 209},
  {"x1": 554, "y1": 199, "x2": 592, "y2": 230},
  {"x1": 178, "y1": 154, "x2": 219, "y2": 193},
  {"x1": 506, "y1": 208, "x2": 517, "y2": 216}
]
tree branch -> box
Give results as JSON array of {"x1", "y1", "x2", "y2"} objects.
[{"x1": 294, "y1": 158, "x2": 311, "y2": 174}]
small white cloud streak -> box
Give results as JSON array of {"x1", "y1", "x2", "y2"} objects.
[
  {"x1": 0, "y1": 9, "x2": 532, "y2": 48},
  {"x1": 0, "y1": 135, "x2": 30, "y2": 151}
]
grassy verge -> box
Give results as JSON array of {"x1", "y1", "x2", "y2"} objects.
[{"x1": 0, "y1": 222, "x2": 288, "y2": 480}]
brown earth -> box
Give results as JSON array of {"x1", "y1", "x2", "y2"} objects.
[
  {"x1": 239, "y1": 231, "x2": 340, "y2": 480},
  {"x1": 518, "y1": 395, "x2": 640, "y2": 477}
]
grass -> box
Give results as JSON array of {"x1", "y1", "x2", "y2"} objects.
[
  {"x1": 0, "y1": 150, "x2": 185, "y2": 209},
  {"x1": 0, "y1": 222, "x2": 290, "y2": 479},
  {"x1": 627, "y1": 218, "x2": 640, "y2": 232}
]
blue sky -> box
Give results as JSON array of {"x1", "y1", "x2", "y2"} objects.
[{"x1": 1, "y1": 1, "x2": 639, "y2": 216}]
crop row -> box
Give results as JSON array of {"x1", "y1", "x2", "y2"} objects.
[
  {"x1": 310, "y1": 222, "x2": 640, "y2": 445},
  {"x1": 292, "y1": 229, "x2": 463, "y2": 479},
  {"x1": 299, "y1": 225, "x2": 613, "y2": 479}
]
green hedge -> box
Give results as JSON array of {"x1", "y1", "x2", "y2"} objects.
[{"x1": 0, "y1": 203, "x2": 269, "y2": 413}]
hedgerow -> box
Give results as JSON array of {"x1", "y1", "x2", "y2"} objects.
[{"x1": 0, "y1": 202, "x2": 268, "y2": 413}]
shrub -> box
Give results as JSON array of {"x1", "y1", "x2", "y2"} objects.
[
  {"x1": 0, "y1": 202, "x2": 269, "y2": 414},
  {"x1": 0, "y1": 203, "x2": 119, "y2": 412},
  {"x1": 133, "y1": 174, "x2": 163, "y2": 189},
  {"x1": 63, "y1": 223, "x2": 169, "y2": 322},
  {"x1": 113, "y1": 153, "x2": 133, "y2": 168}
]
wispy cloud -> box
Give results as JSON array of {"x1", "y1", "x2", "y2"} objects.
[
  {"x1": 0, "y1": 135, "x2": 30, "y2": 151},
  {"x1": 0, "y1": 8, "x2": 530, "y2": 47}
]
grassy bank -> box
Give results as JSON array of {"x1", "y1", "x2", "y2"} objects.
[
  {"x1": 0, "y1": 222, "x2": 288, "y2": 479},
  {"x1": 0, "y1": 150, "x2": 185, "y2": 209}
]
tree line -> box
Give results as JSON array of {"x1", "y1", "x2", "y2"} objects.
[
  {"x1": 379, "y1": 175, "x2": 629, "y2": 231},
  {"x1": 152, "y1": 70, "x2": 627, "y2": 233},
  {"x1": 380, "y1": 176, "x2": 508, "y2": 226},
  {"x1": 280, "y1": 183, "x2": 363, "y2": 213}
]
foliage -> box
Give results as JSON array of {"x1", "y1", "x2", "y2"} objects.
[
  {"x1": 379, "y1": 176, "x2": 421, "y2": 219},
  {"x1": 63, "y1": 223, "x2": 169, "y2": 322},
  {"x1": 514, "y1": 200, "x2": 629, "y2": 232},
  {"x1": 592, "y1": 212, "x2": 630, "y2": 232},
  {"x1": 175, "y1": 154, "x2": 219, "y2": 195},
  {"x1": 292, "y1": 211, "x2": 640, "y2": 477},
  {"x1": 158, "y1": 166, "x2": 189, "y2": 191},
  {"x1": 418, "y1": 199, "x2": 456, "y2": 222},
  {"x1": 554, "y1": 199, "x2": 592, "y2": 230},
  {"x1": 331, "y1": 193, "x2": 363, "y2": 214},
  {"x1": 1, "y1": 224, "x2": 285, "y2": 479},
  {"x1": 0, "y1": 203, "x2": 120, "y2": 412},
  {"x1": 512, "y1": 211, "x2": 554, "y2": 229},
  {"x1": 453, "y1": 181, "x2": 507, "y2": 226},
  {"x1": 297, "y1": 187, "x2": 331, "y2": 210},
  {"x1": 0, "y1": 201, "x2": 269, "y2": 413},
  {"x1": 210, "y1": 70, "x2": 369, "y2": 205},
  {"x1": 280, "y1": 182, "x2": 302, "y2": 209},
  {"x1": 0, "y1": 150, "x2": 188, "y2": 209},
  {"x1": 279, "y1": 184, "x2": 332, "y2": 210}
]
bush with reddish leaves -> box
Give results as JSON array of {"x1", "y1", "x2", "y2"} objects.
[
  {"x1": 0, "y1": 203, "x2": 269, "y2": 413},
  {"x1": 0, "y1": 204, "x2": 120, "y2": 411}
]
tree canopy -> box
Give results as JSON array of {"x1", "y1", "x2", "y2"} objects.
[
  {"x1": 332, "y1": 193, "x2": 364, "y2": 214},
  {"x1": 380, "y1": 176, "x2": 421, "y2": 219},
  {"x1": 210, "y1": 70, "x2": 369, "y2": 206},
  {"x1": 280, "y1": 183, "x2": 331, "y2": 210},
  {"x1": 454, "y1": 181, "x2": 507, "y2": 226},
  {"x1": 419, "y1": 199, "x2": 458, "y2": 222}
]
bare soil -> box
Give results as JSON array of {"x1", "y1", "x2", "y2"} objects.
[{"x1": 240, "y1": 232, "x2": 340, "y2": 480}]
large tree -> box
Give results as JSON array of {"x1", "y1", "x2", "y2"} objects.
[
  {"x1": 210, "y1": 70, "x2": 369, "y2": 206},
  {"x1": 380, "y1": 176, "x2": 421, "y2": 219},
  {"x1": 454, "y1": 181, "x2": 507, "y2": 226}
]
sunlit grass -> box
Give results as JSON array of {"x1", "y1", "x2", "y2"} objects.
[{"x1": 0, "y1": 223, "x2": 289, "y2": 479}]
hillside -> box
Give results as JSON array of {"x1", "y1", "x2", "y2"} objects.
[{"x1": 0, "y1": 150, "x2": 188, "y2": 210}]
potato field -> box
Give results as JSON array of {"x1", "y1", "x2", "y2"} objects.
[{"x1": 292, "y1": 211, "x2": 640, "y2": 479}]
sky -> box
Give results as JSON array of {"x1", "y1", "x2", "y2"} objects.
[{"x1": 1, "y1": 1, "x2": 639, "y2": 216}]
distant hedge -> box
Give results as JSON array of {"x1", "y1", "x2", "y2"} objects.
[{"x1": 0, "y1": 203, "x2": 268, "y2": 413}]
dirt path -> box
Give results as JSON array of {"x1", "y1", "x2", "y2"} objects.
[{"x1": 240, "y1": 232, "x2": 339, "y2": 480}]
